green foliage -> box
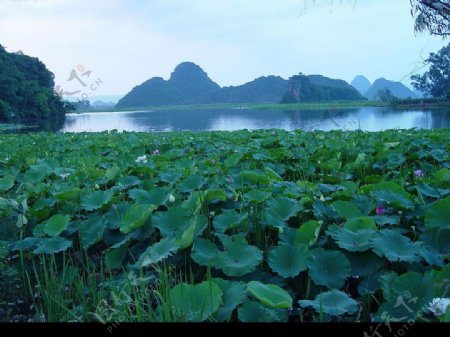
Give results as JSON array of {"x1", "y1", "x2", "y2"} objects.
[
  {"x1": 247, "y1": 281, "x2": 293, "y2": 309},
  {"x1": 299, "y1": 290, "x2": 359, "y2": 316},
  {"x1": 0, "y1": 45, "x2": 68, "y2": 123},
  {"x1": 268, "y1": 244, "x2": 309, "y2": 278},
  {"x1": 169, "y1": 281, "x2": 223, "y2": 322},
  {"x1": 281, "y1": 73, "x2": 364, "y2": 103},
  {"x1": 307, "y1": 248, "x2": 352, "y2": 289},
  {"x1": 411, "y1": 43, "x2": 450, "y2": 98},
  {"x1": 0, "y1": 128, "x2": 449, "y2": 322}
]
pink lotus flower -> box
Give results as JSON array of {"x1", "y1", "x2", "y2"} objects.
[
  {"x1": 376, "y1": 206, "x2": 384, "y2": 216},
  {"x1": 414, "y1": 169, "x2": 423, "y2": 177},
  {"x1": 153, "y1": 149, "x2": 159, "y2": 156}
]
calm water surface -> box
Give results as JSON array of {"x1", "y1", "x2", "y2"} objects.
[{"x1": 62, "y1": 107, "x2": 450, "y2": 132}]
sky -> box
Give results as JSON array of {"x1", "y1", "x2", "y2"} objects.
[{"x1": 0, "y1": 0, "x2": 448, "y2": 98}]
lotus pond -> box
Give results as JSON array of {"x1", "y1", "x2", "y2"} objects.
[{"x1": 0, "y1": 128, "x2": 449, "y2": 323}]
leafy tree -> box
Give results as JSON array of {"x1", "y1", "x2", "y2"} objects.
[
  {"x1": 280, "y1": 73, "x2": 364, "y2": 103},
  {"x1": 0, "y1": 44, "x2": 69, "y2": 124},
  {"x1": 411, "y1": 43, "x2": 450, "y2": 97},
  {"x1": 377, "y1": 88, "x2": 396, "y2": 102},
  {"x1": 74, "y1": 99, "x2": 91, "y2": 111},
  {"x1": 410, "y1": 0, "x2": 450, "y2": 37}
]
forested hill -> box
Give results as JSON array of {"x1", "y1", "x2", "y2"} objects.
[
  {"x1": 280, "y1": 74, "x2": 365, "y2": 103},
  {"x1": 0, "y1": 45, "x2": 68, "y2": 123},
  {"x1": 116, "y1": 63, "x2": 365, "y2": 109}
]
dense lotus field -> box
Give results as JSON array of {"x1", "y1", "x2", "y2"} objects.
[{"x1": 0, "y1": 129, "x2": 449, "y2": 322}]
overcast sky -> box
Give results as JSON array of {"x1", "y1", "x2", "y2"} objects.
[{"x1": 0, "y1": 0, "x2": 448, "y2": 97}]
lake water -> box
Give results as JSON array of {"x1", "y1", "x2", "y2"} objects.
[{"x1": 62, "y1": 107, "x2": 450, "y2": 133}]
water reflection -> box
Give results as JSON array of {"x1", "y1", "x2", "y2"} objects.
[{"x1": 62, "y1": 107, "x2": 450, "y2": 133}]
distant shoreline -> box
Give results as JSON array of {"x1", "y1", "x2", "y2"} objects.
[{"x1": 74, "y1": 100, "x2": 392, "y2": 114}]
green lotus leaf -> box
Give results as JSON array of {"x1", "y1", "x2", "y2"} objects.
[
  {"x1": 346, "y1": 251, "x2": 384, "y2": 277},
  {"x1": 375, "y1": 271, "x2": 435, "y2": 321},
  {"x1": 128, "y1": 188, "x2": 168, "y2": 206},
  {"x1": 78, "y1": 216, "x2": 106, "y2": 250},
  {"x1": 9, "y1": 237, "x2": 39, "y2": 252},
  {"x1": 307, "y1": 248, "x2": 351, "y2": 289},
  {"x1": 152, "y1": 206, "x2": 188, "y2": 237},
  {"x1": 417, "y1": 182, "x2": 441, "y2": 199},
  {"x1": 247, "y1": 281, "x2": 293, "y2": 309},
  {"x1": 205, "y1": 189, "x2": 227, "y2": 203},
  {"x1": 313, "y1": 201, "x2": 338, "y2": 218},
  {"x1": 212, "y1": 278, "x2": 247, "y2": 322},
  {"x1": 176, "y1": 216, "x2": 197, "y2": 249},
  {"x1": 267, "y1": 197, "x2": 302, "y2": 221},
  {"x1": 370, "y1": 229, "x2": 421, "y2": 263},
  {"x1": 138, "y1": 237, "x2": 179, "y2": 268},
  {"x1": 294, "y1": 220, "x2": 321, "y2": 247},
  {"x1": 213, "y1": 210, "x2": 244, "y2": 233},
  {"x1": 224, "y1": 153, "x2": 243, "y2": 167},
  {"x1": 105, "y1": 166, "x2": 120, "y2": 181},
  {"x1": 244, "y1": 189, "x2": 272, "y2": 203},
  {"x1": 261, "y1": 209, "x2": 287, "y2": 231},
  {"x1": 0, "y1": 175, "x2": 15, "y2": 192},
  {"x1": 169, "y1": 281, "x2": 223, "y2": 322},
  {"x1": 240, "y1": 170, "x2": 270, "y2": 184},
  {"x1": 370, "y1": 182, "x2": 413, "y2": 209},
  {"x1": 374, "y1": 214, "x2": 401, "y2": 226},
  {"x1": 264, "y1": 167, "x2": 283, "y2": 182},
  {"x1": 121, "y1": 204, "x2": 156, "y2": 234},
  {"x1": 418, "y1": 245, "x2": 444, "y2": 267},
  {"x1": 33, "y1": 197, "x2": 57, "y2": 211},
  {"x1": 0, "y1": 240, "x2": 8, "y2": 259},
  {"x1": 118, "y1": 175, "x2": 141, "y2": 189},
  {"x1": 24, "y1": 165, "x2": 50, "y2": 184},
  {"x1": 159, "y1": 170, "x2": 182, "y2": 184},
  {"x1": 238, "y1": 301, "x2": 288, "y2": 322},
  {"x1": 268, "y1": 244, "x2": 309, "y2": 278},
  {"x1": 332, "y1": 200, "x2": 363, "y2": 220},
  {"x1": 420, "y1": 228, "x2": 450, "y2": 257},
  {"x1": 191, "y1": 238, "x2": 222, "y2": 267},
  {"x1": 55, "y1": 188, "x2": 82, "y2": 202},
  {"x1": 434, "y1": 168, "x2": 450, "y2": 188},
  {"x1": 81, "y1": 189, "x2": 114, "y2": 211},
  {"x1": 425, "y1": 197, "x2": 450, "y2": 230},
  {"x1": 299, "y1": 289, "x2": 358, "y2": 316},
  {"x1": 219, "y1": 239, "x2": 263, "y2": 277},
  {"x1": 104, "y1": 244, "x2": 128, "y2": 270},
  {"x1": 33, "y1": 237, "x2": 72, "y2": 254},
  {"x1": 344, "y1": 216, "x2": 376, "y2": 232},
  {"x1": 173, "y1": 157, "x2": 195, "y2": 170},
  {"x1": 42, "y1": 214, "x2": 70, "y2": 237},
  {"x1": 104, "y1": 202, "x2": 129, "y2": 230},
  {"x1": 326, "y1": 225, "x2": 375, "y2": 252},
  {"x1": 179, "y1": 174, "x2": 204, "y2": 192}
]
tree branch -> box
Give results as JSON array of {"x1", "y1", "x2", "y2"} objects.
[{"x1": 419, "y1": 0, "x2": 450, "y2": 15}]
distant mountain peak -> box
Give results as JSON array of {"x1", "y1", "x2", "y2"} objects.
[
  {"x1": 364, "y1": 77, "x2": 416, "y2": 100},
  {"x1": 116, "y1": 63, "x2": 367, "y2": 109},
  {"x1": 169, "y1": 62, "x2": 216, "y2": 84},
  {"x1": 351, "y1": 75, "x2": 372, "y2": 95}
]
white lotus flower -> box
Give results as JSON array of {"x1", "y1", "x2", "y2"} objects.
[
  {"x1": 135, "y1": 155, "x2": 147, "y2": 164},
  {"x1": 59, "y1": 173, "x2": 70, "y2": 179},
  {"x1": 429, "y1": 298, "x2": 450, "y2": 316},
  {"x1": 168, "y1": 195, "x2": 176, "y2": 203}
]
